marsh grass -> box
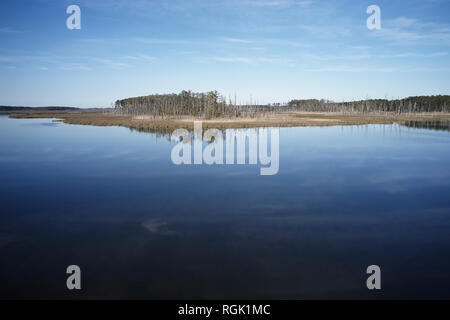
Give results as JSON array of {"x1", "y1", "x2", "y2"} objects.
[{"x1": 9, "y1": 109, "x2": 450, "y2": 134}]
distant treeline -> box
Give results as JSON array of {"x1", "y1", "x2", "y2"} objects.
[
  {"x1": 0, "y1": 106, "x2": 79, "y2": 111},
  {"x1": 286, "y1": 95, "x2": 450, "y2": 113},
  {"x1": 115, "y1": 92, "x2": 450, "y2": 118}
]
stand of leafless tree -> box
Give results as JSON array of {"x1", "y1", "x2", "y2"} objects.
[
  {"x1": 115, "y1": 92, "x2": 450, "y2": 118},
  {"x1": 114, "y1": 90, "x2": 238, "y2": 118}
]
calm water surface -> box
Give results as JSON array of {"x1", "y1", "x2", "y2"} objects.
[{"x1": 1, "y1": 115, "x2": 450, "y2": 299}]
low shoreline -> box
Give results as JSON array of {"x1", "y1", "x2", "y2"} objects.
[{"x1": 6, "y1": 109, "x2": 450, "y2": 133}]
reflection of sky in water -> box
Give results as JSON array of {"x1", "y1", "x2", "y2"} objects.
[{"x1": 0, "y1": 115, "x2": 450, "y2": 299}]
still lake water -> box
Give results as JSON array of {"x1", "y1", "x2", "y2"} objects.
[{"x1": 1, "y1": 115, "x2": 450, "y2": 299}]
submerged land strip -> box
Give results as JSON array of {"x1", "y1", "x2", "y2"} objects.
[{"x1": 2, "y1": 93, "x2": 450, "y2": 133}]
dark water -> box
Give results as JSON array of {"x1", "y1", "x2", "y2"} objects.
[{"x1": 1, "y1": 115, "x2": 450, "y2": 299}]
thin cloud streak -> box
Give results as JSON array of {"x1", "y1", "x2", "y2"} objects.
[
  {"x1": 93, "y1": 58, "x2": 131, "y2": 68},
  {"x1": 241, "y1": 0, "x2": 313, "y2": 7},
  {"x1": 308, "y1": 66, "x2": 450, "y2": 73},
  {"x1": 0, "y1": 27, "x2": 21, "y2": 33},
  {"x1": 373, "y1": 17, "x2": 450, "y2": 44},
  {"x1": 199, "y1": 56, "x2": 295, "y2": 67}
]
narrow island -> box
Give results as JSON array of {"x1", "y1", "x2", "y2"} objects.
[{"x1": 2, "y1": 92, "x2": 450, "y2": 133}]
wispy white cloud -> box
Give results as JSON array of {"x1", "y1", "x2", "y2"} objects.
[
  {"x1": 374, "y1": 17, "x2": 450, "y2": 44},
  {"x1": 301, "y1": 51, "x2": 448, "y2": 61},
  {"x1": 308, "y1": 65, "x2": 450, "y2": 73},
  {"x1": 301, "y1": 53, "x2": 371, "y2": 61},
  {"x1": 59, "y1": 63, "x2": 91, "y2": 71},
  {"x1": 222, "y1": 37, "x2": 253, "y2": 43},
  {"x1": 0, "y1": 56, "x2": 16, "y2": 63},
  {"x1": 349, "y1": 46, "x2": 372, "y2": 51},
  {"x1": 136, "y1": 36, "x2": 311, "y2": 49},
  {"x1": 376, "y1": 29, "x2": 450, "y2": 43},
  {"x1": 123, "y1": 54, "x2": 156, "y2": 62},
  {"x1": 93, "y1": 58, "x2": 131, "y2": 68},
  {"x1": 390, "y1": 17, "x2": 420, "y2": 28},
  {"x1": 222, "y1": 37, "x2": 312, "y2": 48},
  {"x1": 0, "y1": 53, "x2": 61, "y2": 64},
  {"x1": 257, "y1": 57, "x2": 296, "y2": 66},
  {"x1": 135, "y1": 37, "x2": 202, "y2": 45},
  {"x1": 210, "y1": 56, "x2": 254, "y2": 64},
  {"x1": 0, "y1": 27, "x2": 21, "y2": 33},
  {"x1": 296, "y1": 24, "x2": 350, "y2": 37},
  {"x1": 241, "y1": 0, "x2": 313, "y2": 7},
  {"x1": 201, "y1": 56, "x2": 295, "y2": 67},
  {"x1": 379, "y1": 52, "x2": 448, "y2": 58}
]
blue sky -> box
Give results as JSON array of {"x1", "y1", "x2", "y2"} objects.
[{"x1": 1, "y1": 0, "x2": 450, "y2": 107}]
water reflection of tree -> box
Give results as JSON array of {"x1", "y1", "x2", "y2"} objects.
[
  {"x1": 128, "y1": 126, "x2": 273, "y2": 144},
  {"x1": 403, "y1": 121, "x2": 450, "y2": 131}
]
